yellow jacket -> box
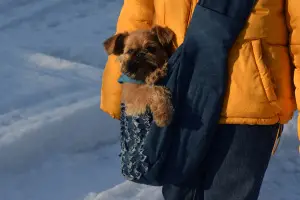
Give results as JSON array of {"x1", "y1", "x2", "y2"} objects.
[{"x1": 100, "y1": 0, "x2": 300, "y2": 139}]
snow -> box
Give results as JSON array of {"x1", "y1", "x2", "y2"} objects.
[
  {"x1": 0, "y1": 0, "x2": 299, "y2": 200},
  {"x1": 86, "y1": 182, "x2": 163, "y2": 200},
  {"x1": 0, "y1": 1, "x2": 124, "y2": 200}
]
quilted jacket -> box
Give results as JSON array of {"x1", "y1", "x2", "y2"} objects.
[{"x1": 100, "y1": 0, "x2": 300, "y2": 139}]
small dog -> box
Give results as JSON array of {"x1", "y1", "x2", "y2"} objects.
[{"x1": 103, "y1": 25, "x2": 175, "y2": 127}]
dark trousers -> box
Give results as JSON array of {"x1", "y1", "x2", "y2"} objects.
[{"x1": 162, "y1": 124, "x2": 281, "y2": 200}]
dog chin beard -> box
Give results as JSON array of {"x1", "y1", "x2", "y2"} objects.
[{"x1": 116, "y1": 55, "x2": 125, "y2": 62}]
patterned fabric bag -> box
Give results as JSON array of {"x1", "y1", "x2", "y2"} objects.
[{"x1": 118, "y1": 0, "x2": 257, "y2": 186}]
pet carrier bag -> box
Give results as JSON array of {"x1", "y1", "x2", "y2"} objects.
[{"x1": 119, "y1": 0, "x2": 257, "y2": 186}]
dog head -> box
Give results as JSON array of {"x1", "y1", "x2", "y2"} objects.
[{"x1": 103, "y1": 26, "x2": 175, "y2": 82}]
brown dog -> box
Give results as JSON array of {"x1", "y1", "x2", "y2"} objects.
[{"x1": 103, "y1": 26, "x2": 175, "y2": 127}]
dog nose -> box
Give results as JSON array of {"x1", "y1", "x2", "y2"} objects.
[{"x1": 136, "y1": 52, "x2": 145, "y2": 58}]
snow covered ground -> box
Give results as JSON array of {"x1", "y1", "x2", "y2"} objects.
[
  {"x1": 0, "y1": 1, "x2": 125, "y2": 200},
  {"x1": 0, "y1": 1, "x2": 299, "y2": 200}
]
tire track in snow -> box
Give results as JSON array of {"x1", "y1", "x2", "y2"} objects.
[
  {"x1": 0, "y1": 96, "x2": 119, "y2": 172},
  {"x1": 0, "y1": 48, "x2": 115, "y2": 174}
]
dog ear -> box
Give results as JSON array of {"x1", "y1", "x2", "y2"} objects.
[
  {"x1": 103, "y1": 32, "x2": 128, "y2": 55},
  {"x1": 151, "y1": 26, "x2": 175, "y2": 47}
]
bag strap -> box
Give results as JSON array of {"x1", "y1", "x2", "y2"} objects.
[
  {"x1": 176, "y1": 0, "x2": 258, "y2": 113},
  {"x1": 198, "y1": 0, "x2": 257, "y2": 19}
]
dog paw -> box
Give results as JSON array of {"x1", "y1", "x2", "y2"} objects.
[
  {"x1": 149, "y1": 86, "x2": 173, "y2": 127},
  {"x1": 153, "y1": 106, "x2": 173, "y2": 127},
  {"x1": 155, "y1": 118, "x2": 171, "y2": 127}
]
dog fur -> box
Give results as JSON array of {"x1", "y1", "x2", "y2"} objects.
[{"x1": 103, "y1": 25, "x2": 175, "y2": 127}]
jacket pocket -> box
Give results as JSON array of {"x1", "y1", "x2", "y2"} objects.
[{"x1": 251, "y1": 39, "x2": 277, "y2": 102}]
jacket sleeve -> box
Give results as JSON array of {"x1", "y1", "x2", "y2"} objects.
[
  {"x1": 100, "y1": 0, "x2": 154, "y2": 119},
  {"x1": 286, "y1": 0, "x2": 300, "y2": 142}
]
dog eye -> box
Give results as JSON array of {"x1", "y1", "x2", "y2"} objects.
[
  {"x1": 146, "y1": 46, "x2": 156, "y2": 53},
  {"x1": 127, "y1": 49, "x2": 134, "y2": 54}
]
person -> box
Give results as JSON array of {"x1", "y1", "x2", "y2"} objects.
[{"x1": 100, "y1": 0, "x2": 300, "y2": 199}]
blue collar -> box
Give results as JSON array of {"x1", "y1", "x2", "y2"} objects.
[{"x1": 118, "y1": 74, "x2": 145, "y2": 84}]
